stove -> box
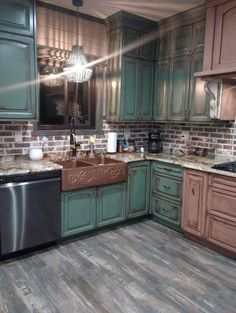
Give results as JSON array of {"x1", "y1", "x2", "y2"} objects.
[{"x1": 212, "y1": 161, "x2": 236, "y2": 173}]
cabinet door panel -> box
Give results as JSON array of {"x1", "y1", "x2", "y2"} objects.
[
  {"x1": 206, "y1": 215, "x2": 236, "y2": 254},
  {"x1": 123, "y1": 28, "x2": 140, "y2": 57},
  {"x1": 62, "y1": 189, "x2": 96, "y2": 237},
  {"x1": 152, "y1": 195, "x2": 180, "y2": 224},
  {"x1": 127, "y1": 162, "x2": 150, "y2": 218},
  {"x1": 182, "y1": 170, "x2": 208, "y2": 237},
  {"x1": 189, "y1": 52, "x2": 210, "y2": 121},
  {"x1": 168, "y1": 56, "x2": 190, "y2": 121},
  {"x1": 213, "y1": 1, "x2": 236, "y2": 70},
  {"x1": 157, "y1": 33, "x2": 171, "y2": 60},
  {"x1": 152, "y1": 174, "x2": 182, "y2": 201},
  {"x1": 0, "y1": 32, "x2": 37, "y2": 119},
  {"x1": 122, "y1": 57, "x2": 139, "y2": 120},
  {"x1": 0, "y1": 0, "x2": 34, "y2": 36},
  {"x1": 171, "y1": 25, "x2": 192, "y2": 57},
  {"x1": 153, "y1": 61, "x2": 168, "y2": 121},
  {"x1": 97, "y1": 183, "x2": 126, "y2": 227},
  {"x1": 192, "y1": 21, "x2": 205, "y2": 53},
  {"x1": 140, "y1": 61, "x2": 154, "y2": 120}
]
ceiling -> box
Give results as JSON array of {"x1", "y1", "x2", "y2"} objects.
[{"x1": 40, "y1": 0, "x2": 205, "y2": 21}]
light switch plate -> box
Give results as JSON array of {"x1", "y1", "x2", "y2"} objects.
[{"x1": 15, "y1": 130, "x2": 22, "y2": 142}]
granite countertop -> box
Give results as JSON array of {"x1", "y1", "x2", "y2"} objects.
[
  {"x1": 0, "y1": 160, "x2": 62, "y2": 176},
  {"x1": 107, "y1": 152, "x2": 236, "y2": 178}
]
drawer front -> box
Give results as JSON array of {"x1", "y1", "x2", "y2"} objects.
[
  {"x1": 209, "y1": 174, "x2": 236, "y2": 193},
  {"x1": 153, "y1": 174, "x2": 182, "y2": 200},
  {"x1": 206, "y1": 215, "x2": 236, "y2": 253},
  {"x1": 0, "y1": 0, "x2": 34, "y2": 36},
  {"x1": 152, "y1": 162, "x2": 183, "y2": 178},
  {"x1": 208, "y1": 187, "x2": 236, "y2": 222},
  {"x1": 151, "y1": 195, "x2": 180, "y2": 223}
]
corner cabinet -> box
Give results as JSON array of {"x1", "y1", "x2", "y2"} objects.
[
  {"x1": 61, "y1": 182, "x2": 126, "y2": 237},
  {"x1": 0, "y1": 0, "x2": 37, "y2": 120},
  {"x1": 127, "y1": 161, "x2": 150, "y2": 219},
  {"x1": 106, "y1": 11, "x2": 156, "y2": 122}
]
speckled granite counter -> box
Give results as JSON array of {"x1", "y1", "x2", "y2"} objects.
[
  {"x1": 0, "y1": 160, "x2": 62, "y2": 176},
  {"x1": 107, "y1": 152, "x2": 236, "y2": 178}
]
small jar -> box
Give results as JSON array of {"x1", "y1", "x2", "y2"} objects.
[{"x1": 117, "y1": 140, "x2": 123, "y2": 153}]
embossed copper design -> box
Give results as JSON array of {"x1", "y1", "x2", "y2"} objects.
[{"x1": 55, "y1": 157, "x2": 128, "y2": 191}]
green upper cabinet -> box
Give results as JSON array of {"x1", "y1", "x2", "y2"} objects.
[
  {"x1": 0, "y1": 32, "x2": 37, "y2": 119},
  {"x1": 157, "y1": 33, "x2": 171, "y2": 61},
  {"x1": 192, "y1": 21, "x2": 205, "y2": 54},
  {"x1": 106, "y1": 11, "x2": 156, "y2": 122},
  {"x1": 0, "y1": 0, "x2": 34, "y2": 36},
  {"x1": 189, "y1": 52, "x2": 210, "y2": 122},
  {"x1": 168, "y1": 56, "x2": 190, "y2": 121},
  {"x1": 122, "y1": 57, "x2": 153, "y2": 120},
  {"x1": 171, "y1": 25, "x2": 192, "y2": 57},
  {"x1": 0, "y1": 0, "x2": 37, "y2": 120},
  {"x1": 127, "y1": 161, "x2": 150, "y2": 219},
  {"x1": 97, "y1": 183, "x2": 126, "y2": 227},
  {"x1": 153, "y1": 60, "x2": 169, "y2": 121},
  {"x1": 122, "y1": 57, "x2": 139, "y2": 120},
  {"x1": 61, "y1": 188, "x2": 96, "y2": 237}
]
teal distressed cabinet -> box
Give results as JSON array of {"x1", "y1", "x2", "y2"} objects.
[
  {"x1": 106, "y1": 11, "x2": 156, "y2": 121},
  {"x1": 61, "y1": 188, "x2": 96, "y2": 237},
  {"x1": 0, "y1": 0, "x2": 37, "y2": 120},
  {"x1": 127, "y1": 161, "x2": 150, "y2": 219},
  {"x1": 97, "y1": 183, "x2": 126, "y2": 227},
  {"x1": 62, "y1": 182, "x2": 127, "y2": 237},
  {"x1": 150, "y1": 162, "x2": 183, "y2": 231},
  {"x1": 154, "y1": 7, "x2": 210, "y2": 122}
]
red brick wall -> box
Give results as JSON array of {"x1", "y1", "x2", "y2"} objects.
[{"x1": 0, "y1": 120, "x2": 235, "y2": 158}]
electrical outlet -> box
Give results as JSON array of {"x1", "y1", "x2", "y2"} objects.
[
  {"x1": 181, "y1": 131, "x2": 189, "y2": 140},
  {"x1": 15, "y1": 130, "x2": 22, "y2": 142},
  {"x1": 124, "y1": 129, "x2": 131, "y2": 139}
]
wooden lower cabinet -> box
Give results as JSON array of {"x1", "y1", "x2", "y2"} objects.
[
  {"x1": 182, "y1": 170, "x2": 208, "y2": 237},
  {"x1": 127, "y1": 161, "x2": 150, "y2": 218},
  {"x1": 97, "y1": 183, "x2": 126, "y2": 227},
  {"x1": 61, "y1": 188, "x2": 96, "y2": 237}
]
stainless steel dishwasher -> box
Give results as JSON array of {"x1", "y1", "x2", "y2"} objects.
[{"x1": 0, "y1": 170, "x2": 61, "y2": 256}]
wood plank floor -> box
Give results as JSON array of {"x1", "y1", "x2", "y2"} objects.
[{"x1": 0, "y1": 220, "x2": 236, "y2": 313}]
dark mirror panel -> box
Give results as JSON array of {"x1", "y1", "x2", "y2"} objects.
[{"x1": 37, "y1": 46, "x2": 96, "y2": 130}]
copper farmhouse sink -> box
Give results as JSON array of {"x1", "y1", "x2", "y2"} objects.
[{"x1": 54, "y1": 157, "x2": 128, "y2": 191}]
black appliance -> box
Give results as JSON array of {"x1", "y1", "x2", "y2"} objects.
[
  {"x1": 0, "y1": 170, "x2": 61, "y2": 256},
  {"x1": 148, "y1": 132, "x2": 163, "y2": 153},
  {"x1": 212, "y1": 161, "x2": 236, "y2": 173}
]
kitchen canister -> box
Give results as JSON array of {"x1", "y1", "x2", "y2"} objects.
[
  {"x1": 29, "y1": 146, "x2": 43, "y2": 161},
  {"x1": 107, "y1": 132, "x2": 117, "y2": 153}
]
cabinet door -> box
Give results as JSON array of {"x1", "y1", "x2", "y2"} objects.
[
  {"x1": 139, "y1": 61, "x2": 154, "y2": 120},
  {"x1": 61, "y1": 189, "x2": 96, "y2": 237},
  {"x1": 157, "y1": 33, "x2": 171, "y2": 60},
  {"x1": 0, "y1": 32, "x2": 37, "y2": 119},
  {"x1": 123, "y1": 28, "x2": 140, "y2": 58},
  {"x1": 153, "y1": 61, "x2": 169, "y2": 121},
  {"x1": 97, "y1": 183, "x2": 126, "y2": 227},
  {"x1": 212, "y1": 0, "x2": 236, "y2": 70},
  {"x1": 122, "y1": 57, "x2": 139, "y2": 120},
  {"x1": 182, "y1": 170, "x2": 208, "y2": 237},
  {"x1": 168, "y1": 56, "x2": 190, "y2": 121},
  {"x1": 0, "y1": 0, "x2": 34, "y2": 36},
  {"x1": 127, "y1": 162, "x2": 150, "y2": 218},
  {"x1": 192, "y1": 21, "x2": 205, "y2": 53},
  {"x1": 189, "y1": 52, "x2": 210, "y2": 122},
  {"x1": 171, "y1": 25, "x2": 192, "y2": 57}
]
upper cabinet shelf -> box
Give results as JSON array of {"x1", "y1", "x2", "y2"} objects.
[{"x1": 195, "y1": 0, "x2": 236, "y2": 77}]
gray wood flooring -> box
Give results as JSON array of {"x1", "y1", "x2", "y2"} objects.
[{"x1": 0, "y1": 220, "x2": 236, "y2": 313}]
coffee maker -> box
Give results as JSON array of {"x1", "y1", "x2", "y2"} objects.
[{"x1": 148, "y1": 132, "x2": 163, "y2": 153}]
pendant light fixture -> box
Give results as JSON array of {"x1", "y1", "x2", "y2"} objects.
[{"x1": 63, "y1": 0, "x2": 92, "y2": 83}]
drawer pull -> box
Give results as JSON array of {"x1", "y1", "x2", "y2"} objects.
[
  {"x1": 164, "y1": 167, "x2": 171, "y2": 171},
  {"x1": 162, "y1": 208, "x2": 170, "y2": 213},
  {"x1": 163, "y1": 185, "x2": 171, "y2": 190}
]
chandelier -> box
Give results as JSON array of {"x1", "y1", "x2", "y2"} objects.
[{"x1": 63, "y1": 0, "x2": 92, "y2": 83}]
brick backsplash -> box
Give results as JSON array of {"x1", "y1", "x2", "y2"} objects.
[{"x1": 0, "y1": 120, "x2": 236, "y2": 158}]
